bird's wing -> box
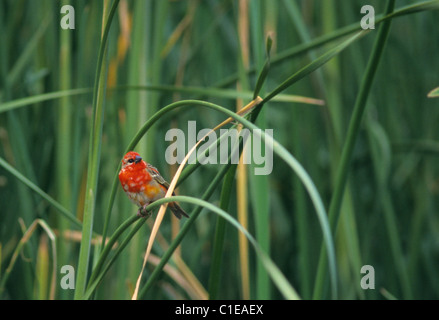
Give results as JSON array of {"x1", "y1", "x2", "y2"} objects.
[{"x1": 146, "y1": 164, "x2": 175, "y2": 195}]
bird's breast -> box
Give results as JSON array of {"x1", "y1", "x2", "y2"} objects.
[{"x1": 119, "y1": 167, "x2": 152, "y2": 193}]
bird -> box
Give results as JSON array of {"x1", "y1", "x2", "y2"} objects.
[{"x1": 118, "y1": 151, "x2": 189, "y2": 219}]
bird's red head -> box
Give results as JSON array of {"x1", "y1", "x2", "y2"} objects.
[{"x1": 121, "y1": 151, "x2": 145, "y2": 170}]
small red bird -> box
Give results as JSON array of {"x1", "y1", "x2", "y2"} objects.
[{"x1": 118, "y1": 151, "x2": 188, "y2": 219}]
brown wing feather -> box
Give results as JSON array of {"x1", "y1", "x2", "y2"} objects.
[
  {"x1": 146, "y1": 164, "x2": 173, "y2": 194},
  {"x1": 146, "y1": 164, "x2": 189, "y2": 219}
]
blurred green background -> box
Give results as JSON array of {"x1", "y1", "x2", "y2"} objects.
[{"x1": 0, "y1": 0, "x2": 438, "y2": 300}]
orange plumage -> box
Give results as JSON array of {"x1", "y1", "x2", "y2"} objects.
[{"x1": 118, "y1": 151, "x2": 188, "y2": 219}]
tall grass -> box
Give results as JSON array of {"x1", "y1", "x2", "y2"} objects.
[{"x1": 1, "y1": 0, "x2": 439, "y2": 300}]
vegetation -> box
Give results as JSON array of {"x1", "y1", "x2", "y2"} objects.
[{"x1": 0, "y1": 0, "x2": 438, "y2": 300}]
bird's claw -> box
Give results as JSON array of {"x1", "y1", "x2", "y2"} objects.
[{"x1": 137, "y1": 205, "x2": 151, "y2": 218}]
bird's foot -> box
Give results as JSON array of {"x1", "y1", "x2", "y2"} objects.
[{"x1": 137, "y1": 204, "x2": 152, "y2": 218}]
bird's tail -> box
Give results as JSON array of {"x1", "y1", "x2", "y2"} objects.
[{"x1": 169, "y1": 202, "x2": 189, "y2": 219}]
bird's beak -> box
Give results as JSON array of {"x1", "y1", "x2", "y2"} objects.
[{"x1": 134, "y1": 155, "x2": 142, "y2": 164}]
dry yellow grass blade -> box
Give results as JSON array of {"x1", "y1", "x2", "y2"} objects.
[
  {"x1": 161, "y1": 0, "x2": 197, "y2": 59},
  {"x1": 237, "y1": 0, "x2": 251, "y2": 300}
]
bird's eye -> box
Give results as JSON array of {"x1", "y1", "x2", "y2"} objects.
[{"x1": 127, "y1": 159, "x2": 134, "y2": 163}]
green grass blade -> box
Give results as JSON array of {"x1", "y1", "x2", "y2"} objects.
[
  {"x1": 263, "y1": 31, "x2": 366, "y2": 104},
  {"x1": 0, "y1": 88, "x2": 93, "y2": 113},
  {"x1": 252, "y1": 35, "x2": 272, "y2": 100},
  {"x1": 6, "y1": 16, "x2": 50, "y2": 88},
  {"x1": 313, "y1": 0, "x2": 396, "y2": 300},
  {"x1": 74, "y1": 0, "x2": 120, "y2": 299},
  {"x1": 428, "y1": 86, "x2": 439, "y2": 98},
  {"x1": 367, "y1": 118, "x2": 413, "y2": 299},
  {"x1": 141, "y1": 195, "x2": 301, "y2": 300},
  {"x1": 0, "y1": 85, "x2": 321, "y2": 114},
  {"x1": 86, "y1": 214, "x2": 140, "y2": 294},
  {"x1": 83, "y1": 218, "x2": 147, "y2": 299},
  {"x1": 0, "y1": 156, "x2": 80, "y2": 228},
  {"x1": 208, "y1": 164, "x2": 237, "y2": 300}
]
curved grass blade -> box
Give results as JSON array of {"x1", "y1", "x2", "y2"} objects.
[
  {"x1": 122, "y1": 100, "x2": 336, "y2": 299},
  {"x1": 96, "y1": 98, "x2": 336, "y2": 298},
  {"x1": 263, "y1": 31, "x2": 366, "y2": 104},
  {"x1": 252, "y1": 35, "x2": 272, "y2": 100},
  {"x1": 139, "y1": 195, "x2": 301, "y2": 300},
  {"x1": 0, "y1": 156, "x2": 81, "y2": 228}
]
